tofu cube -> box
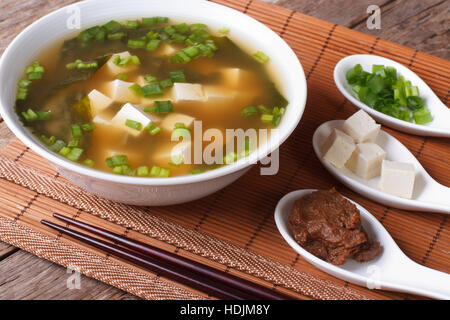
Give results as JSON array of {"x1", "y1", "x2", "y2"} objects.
[
  {"x1": 322, "y1": 129, "x2": 356, "y2": 169},
  {"x1": 343, "y1": 110, "x2": 381, "y2": 143},
  {"x1": 154, "y1": 43, "x2": 177, "y2": 57},
  {"x1": 203, "y1": 85, "x2": 236, "y2": 101},
  {"x1": 87, "y1": 90, "x2": 113, "y2": 116},
  {"x1": 378, "y1": 160, "x2": 415, "y2": 199},
  {"x1": 173, "y1": 83, "x2": 205, "y2": 102},
  {"x1": 111, "y1": 103, "x2": 156, "y2": 136},
  {"x1": 346, "y1": 143, "x2": 386, "y2": 179},
  {"x1": 105, "y1": 51, "x2": 138, "y2": 76},
  {"x1": 92, "y1": 115, "x2": 111, "y2": 126},
  {"x1": 105, "y1": 79, "x2": 140, "y2": 103},
  {"x1": 160, "y1": 113, "x2": 195, "y2": 132}
]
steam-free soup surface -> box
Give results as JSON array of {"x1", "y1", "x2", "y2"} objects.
[{"x1": 15, "y1": 19, "x2": 287, "y2": 177}]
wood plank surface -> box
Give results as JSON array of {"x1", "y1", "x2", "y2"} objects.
[{"x1": 0, "y1": 0, "x2": 448, "y2": 300}]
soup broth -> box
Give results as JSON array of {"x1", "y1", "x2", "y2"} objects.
[{"x1": 15, "y1": 18, "x2": 288, "y2": 177}]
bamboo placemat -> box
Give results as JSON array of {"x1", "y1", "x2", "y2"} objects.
[{"x1": 0, "y1": 0, "x2": 449, "y2": 300}]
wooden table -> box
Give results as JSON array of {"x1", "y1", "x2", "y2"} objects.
[{"x1": 0, "y1": 0, "x2": 448, "y2": 300}]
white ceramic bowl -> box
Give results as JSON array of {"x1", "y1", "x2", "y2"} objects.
[{"x1": 0, "y1": 0, "x2": 306, "y2": 206}]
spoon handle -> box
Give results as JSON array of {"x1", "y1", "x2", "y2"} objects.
[
  {"x1": 382, "y1": 258, "x2": 450, "y2": 300},
  {"x1": 423, "y1": 181, "x2": 450, "y2": 210}
]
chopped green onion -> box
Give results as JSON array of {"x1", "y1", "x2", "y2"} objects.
[
  {"x1": 59, "y1": 147, "x2": 71, "y2": 157},
  {"x1": 159, "y1": 78, "x2": 173, "y2": 89},
  {"x1": 241, "y1": 106, "x2": 258, "y2": 117},
  {"x1": 66, "y1": 148, "x2": 83, "y2": 161},
  {"x1": 67, "y1": 139, "x2": 79, "y2": 147},
  {"x1": 106, "y1": 155, "x2": 128, "y2": 168},
  {"x1": 346, "y1": 64, "x2": 432, "y2": 124},
  {"x1": 261, "y1": 114, "x2": 274, "y2": 123},
  {"x1": 125, "y1": 119, "x2": 143, "y2": 131},
  {"x1": 66, "y1": 59, "x2": 98, "y2": 70},
  {"x1": 191, "y1": 169, "x2": 204, "y2": 174},
  {"x1": 149, "y1": 166, "x2": 170, "y2": 177},
  {"x1": 117, "y1": 73, "x2": 128, "y2": 80},
  {"x1": 40, "y1": 135, "x2": 55, "y2": 145},
  {"x1": 124, "y1": 20, "x2": 139, "y2": 29},
  {"x1": 81, "y1": 123, "x2": 96, "y2": 131},
  {"x1": 253, "y1": 51, "x2": 269, "y2": 63},
  {"x1": 142, "y1": 83, "x2": 163, "y2": 97},
  {"x1": 107, "y1": 32, "x2": 126, "y2": 40},
  {"x1": 144, "y1": 100, "x2": 173, "y2": 113},
  {"x1": 103, "y1": 20, "x2": 122, "y2": 33},
  {"x1": 21, "y1": 109, "x2": 38, "y2": 122},
  {"x1": 112, "y1": 164, "x2": 134, "y2": 176},
  {"x1": 169, "y1": 154, "x2": 184, "y2": 166},
  {"x1": 83, "y1": 159, "x2": 94, "y2": 167},
  {"x1": 257, "y1": 105, "x2": 272, "y2": 114},
  {"x1": 223, "y1": 152, "x2": 237, "y2": 164},
  {"x1": 128, "y1": 39, "x2": 147, "y2": 49},
  {"x1": 218, "y1": 27, "x2": 230, "y2": 34},
  {"x1": 190, "y1": 23, "x2": 207, "y2": 32},
  {"x1": 128, "y1": 83, "x2": 143, "y2": 96},
  {"x1": 136, "y1": 166, "x2": 149, "y2": 177},
  {"x1": 146, "y1": 39, "x2": 161, "y2": 51},
  {"x1": 48, "y1": 140, "x2": 66, "y2": 152},
  {"x1": 144, "y1": 75, "x2": 158, "y2": 83},
  {"x1": 171, "y1": 127, "x2": 191, "y2": 140},
  {"x1": 169, "y1": 70, "x2": 186, "y2": 83},
  {"x1": 144, "y1": 123, "x2": 161, "y2": 135},
  {"x1": 70, "y1": 124, "x2": 82, "y2": 138}
]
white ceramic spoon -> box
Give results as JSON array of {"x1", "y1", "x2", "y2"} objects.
[
  {"x1": 313, "y1": 120, "x2": 450, "y2": 214},
  {"x1": 334, "y1": 54, "x2": 450, "y2": 137},
  {"x1": 274, "y1": 189, "x2": 450, "y2": 299}
]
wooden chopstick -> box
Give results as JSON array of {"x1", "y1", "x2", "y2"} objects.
[{"x1": 41, "y1": 213, "x2": 293, "y2": 300}]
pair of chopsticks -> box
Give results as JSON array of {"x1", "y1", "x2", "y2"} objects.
[{"x1": 41, "y1": 213, "x2": 293, "y2": 300}]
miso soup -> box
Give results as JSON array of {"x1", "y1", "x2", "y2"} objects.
[{"x1": 15, "y1": 18, "x2": 288, "y2": 177}]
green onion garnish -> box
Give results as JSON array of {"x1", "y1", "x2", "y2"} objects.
[
  {"x1": 124, "y1": 20, "x2": 139, "y2": 29},
  {"x1": 128, "y1": 83, "x2": 143, "y2": 96},
  {"x1": 103, "y1": 20, "x2": 122, "y2": 33},
  {"x1": 68, "y1": 139, "x2": 79, "y2": 148},
  {"x1": 70, "y1": 124, "x2": 82, "y2": 138},
  {"x1": 241, "y1": 106, "x2": 258, "y2": 117},
  {"x1": 117, "y1": 73, "x2": 128, "y2": 80},
  {"x1": 128, "y1": 39, "x2": 147, "y2": 49},
  {"x1": 125, "y1": 119, "x2": 143, "y2": 131},
  {"x1": 144, "y1": 123, "x2": 161, "y2": 135},
  {"x1": 171, "y1": 127, "x2": 191, "y2": 141},
  {"x1": 146, "y1": 39, "x2": 161, "y2": 51},
  {"x1": 83, "y1": 159, "x2": 94, "y2": 167},
  {"x1": 159, "y1": 79, "x2": 173, "y2": 89},
  {"x1": 66, "y1": 148, "x2": 84, "y2": 161},
  {"x1": 106, "y1": 155, "x2": 128, "y2": 168},
  {"x1": 142, "y1": 83, "x2": 163, "y2": 97},
  {"x1": 137, "y1": 166, "x2": 149, "y2": 177},
  {"x1": 261, "y1": 114, "x2": 274, "y2": 123},
  {"x1": 48, "y1": 140, "x2": 66, "y2": 153},
  {"x1": 144, "y1": 100, "x2": 174, "y2": 114},
  {"x1": 218, "y1": 27, "x2": 230, "y2": 34},
  {"x1": 346, "y1": 64, "x2": 433, "y2": 124},
  {"x1": 191, "y1": 169, "x2": 205, "y2": 174},
  {"x1": 169, "y1": 70, "x2": 186, "y2": 83},
  {"x1": 144, "y1": 75, "x2": 158, "y2": 83},
  {"x1": 150, "y1": 166, "x2": 170, "y2": 177},
  {"x1": 253, "y1": 51, "x2": 269, "y2": 63},
  {"x1": 107, "y1": 32, "x2": 126, "y2": 40},
  {"x1": 66, "y1": 59, "x2": 98, "y2": 70},
  {"x1": 81, "y1": 123, "x2": 96, "y2": 131}
]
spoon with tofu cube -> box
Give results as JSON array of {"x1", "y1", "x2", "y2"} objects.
[
  {"x1": 334, "y1": 54, "x2": 450, "y2": 137},
  {"x1": 312, "y1": 110, "x2": 450, "y2": 214}
]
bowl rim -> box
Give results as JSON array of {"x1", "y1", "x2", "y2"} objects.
[{"x1": 0, "y1": 0, "x2": 307, "y2": 186}]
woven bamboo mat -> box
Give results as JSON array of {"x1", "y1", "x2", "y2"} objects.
[{"x1": 0, "y1": 0, "x2": 449, "y2": 300}]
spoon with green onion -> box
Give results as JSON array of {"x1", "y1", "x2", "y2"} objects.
[{"x1": 334, "y1": 54, "x2": 450, "y2": 137}]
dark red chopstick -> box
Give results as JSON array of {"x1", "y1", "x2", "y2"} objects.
[
  {"x1": 41, "y1": 219, "x2": 252, "y2": 300},
  {"x1": 42, "y1": 213, "x2": 293, "y2": 300}
]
